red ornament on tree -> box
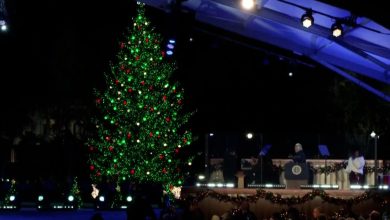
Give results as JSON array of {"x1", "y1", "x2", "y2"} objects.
[
  {"x1": 145, "y1": 38, "x2": 149, "y2": 43},
  {"x1": 140, "y1": 81, "x2": 145, "y2": 86},
  {"x1": 120, "y1": 64, "x2": 125, "y2": 70},
  {"x1": 162, "y1": 96, "x2": 167, "y2": 101},
  {"x1": 150, "y1": 107, "x2": 154, "y2": 112},
  {"x1": 162, "y1": 168, "x2": 167, "y2": 174},
  {"x1": 126, "y1": 69, "x2": 131, "y2": 74},
  {"x1": 105, "y1": 136, "x2": 111, "y2": 141},
  {"x1": 183, "y1": 138, "x2": 187, "y2": 143},
  {"x1": 115, "y1": 79, "x2": 119, "y2": 85},
  {"x1": 161, "y1": 51, "x2": 165, "y2": 57},
  {"x1": 159, "y1": 154, "x2": 164, "y2": 159},
  {"x1": 136, "y1": 56, "x2": 140, "y2": 60},
  {"x1": 130, "y1": 169, "x2": 135, "y2": 175},
  {"x1": 149, "y1": 132, "x2": 153, "y2": 137},
  {"x1": 123, "y1": 100, "x2": 127, "y2": 105},
  {"x1": 96, "y1": 172, "x2": 101, "y2": 176},
  {"x1": 90, "y1": 165, "x2": 95, "y2": 171},
  {"x1": 127, "y1": 133, "x2": 131, "y2": 139},
  {"x1": 96, "y1": 98, "x2": 102, "y2": 104},
  {"x1": 149, "y1": 86, "x2": 153, "y2": 91},
  {"x1": 89, "y1": 146, "x2": 94, "y2": 151},
  {"x1": 128, "y1": 88, "x2": 133, "y2": 93},
  {"x1": 178, "y1": 99, "x2": 182, "y2": 105},
  {"x1": 120, "y1": 42, "x2": 125, "y2": 49},
  {"x1": 175, "y1": 148, "x2": 179, "y2": 154},
  {"x1": 165, "y1": 117, "x2": 171, "y2": 122},
  {"x1": 109, "y1": 146, "x2": 114, "y2": 151}
]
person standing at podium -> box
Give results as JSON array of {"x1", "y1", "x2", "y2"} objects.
[{"x1": 289, "y1": 143, "x2": 306, "y2": 163}]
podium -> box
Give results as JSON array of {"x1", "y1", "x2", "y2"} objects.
[{"x1": 284, "y1": 162, "x2": 309, "y2": 189}]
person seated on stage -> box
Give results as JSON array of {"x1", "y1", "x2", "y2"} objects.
[
  {"x1": 345, "y1": 149, "x2": 365, "y2": 185},
  {"x1": 288, "y1": 143, "x2": 306, "y2": 163}
]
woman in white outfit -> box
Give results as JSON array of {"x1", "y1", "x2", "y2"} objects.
[{"x1": 345, "y1": 149, "x2": 365, "y2": 185}]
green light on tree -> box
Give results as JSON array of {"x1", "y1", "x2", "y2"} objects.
[{"x1": 87, "y1": 3, "x2": 193, "y2": 198}]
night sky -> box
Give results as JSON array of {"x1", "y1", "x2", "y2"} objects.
[{"x1": 0, "y1": 0, "x2": 389, "y2": 160}]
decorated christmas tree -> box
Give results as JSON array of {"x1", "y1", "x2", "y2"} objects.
[
  {"x1": 3, "y1": 179, "x2": 16, "y2": 206},
  {"x1": 87, "y1": 3, "x2": 193, "y2": 198},
  {"x1": 69, "y1": 177, "x2": 82, "y2": 208}
]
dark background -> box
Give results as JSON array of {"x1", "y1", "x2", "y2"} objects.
[{"x1": 0, "y1": 0, "x2": 389, "y2": 180}]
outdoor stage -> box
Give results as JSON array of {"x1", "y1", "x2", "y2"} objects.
[{"x1": 181, "y1": 187, "x2": 390, "y2": 220}]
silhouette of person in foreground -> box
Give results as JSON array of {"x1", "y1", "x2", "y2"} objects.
[
  {"x1": 126, "y1": 195, "x2": 157, "y2": 220},
  {"x1": 181, "y1": 197, "x2": 205, "y2": 220}
]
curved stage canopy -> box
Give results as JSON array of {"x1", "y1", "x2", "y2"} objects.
[{"x1": 138, "y1": 0, "x2": 390, "y2": 101}]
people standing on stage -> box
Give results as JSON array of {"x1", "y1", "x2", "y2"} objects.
[
  {"x1": 345, "y1": 149, "x2": 365, "y2": 185},
  {"x1": 289, "y1": 143, "x2": 306, "y2": 163}
]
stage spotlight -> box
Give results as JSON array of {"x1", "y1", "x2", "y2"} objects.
[
  {"x1": 63, "y1": 195, "x2": 77, "y2": 210},
  {"x1": 166, "y1": 38, "x2": 176, "y2": 56},
  {"x1": 350, "y1": 184, "x2": 377, "y2": 190},
  {"x1": 226, "y1": 183, "x2": 235, "y2": 188},
  {"x1": 198, "y1": 175, "x2": 205, "y2": 180},
  {"x1": 116, "y1": 196, "x2": 134, "y2": 209},
  {"x1": 247, "y1": 184, "x2": 286, "y2": 189},
  {"x1": 300, "y1": 184, "x2": 339, "y2": 189},
  {"x1": 36, "y1": 195, "x2": 50, "y2": 210},
  {"x1": 301, "y1": 10, "x2": 314, "y2": 28},
  {"x1": 99, "y1": 196, "x2": 105, "y2": 202},
  {"x1": 331, "y1": 21, "x2": 343, "y2": 37},
  {"x1": 38, "y1": 195, "x2": 44, "y2": 202},
  {"x1": 196, "y1": 182, "x2": 235, "y2": 188},
  {"x1": 9, "y1": 195, "x2": 15, "y2": 202},
  {"x1": 246, "y1": 133, "x2": 253, "y2": 139},
  {"x1": 241, "y1": 0, "x2": 256, "y2": 10},
  {"x1": 0, "y1": 20, "x2": 6, "y2": 32},
  {"x1": 67, "y1": 195, "x2": 74, "y2": 202},
  {"x1": 0, "y1": 194, "x2": 19, "y2": 210}
]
